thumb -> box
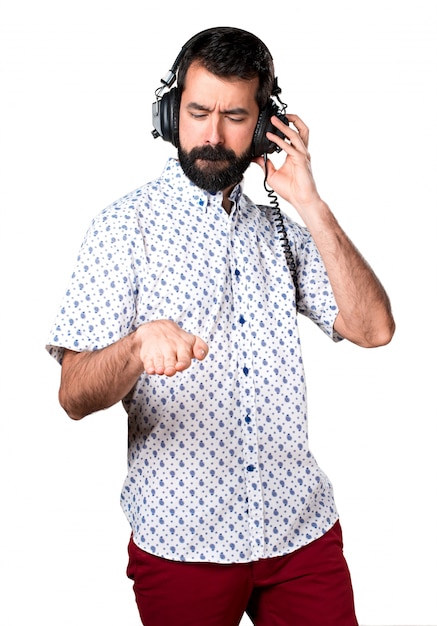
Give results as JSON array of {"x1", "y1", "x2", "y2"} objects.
[{"x1": 193, "y1": 335, "x2": 209, "y2": 361}]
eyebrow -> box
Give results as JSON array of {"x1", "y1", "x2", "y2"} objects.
[{"x1": 186, "y1": 102, "x2": 250, "y2": 115}]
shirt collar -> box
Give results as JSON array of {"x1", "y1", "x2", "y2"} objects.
[{"x1": 162, "y1": 158, "x2": 243, "y2": 213}]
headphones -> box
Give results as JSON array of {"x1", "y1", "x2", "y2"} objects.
[{"x1": 151, "y1": 28, "x2": 289, "y2": 157}]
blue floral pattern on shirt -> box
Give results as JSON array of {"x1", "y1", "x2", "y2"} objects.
[{"x1": 47, "y1": 158, "x2": 342, "y2": 563}]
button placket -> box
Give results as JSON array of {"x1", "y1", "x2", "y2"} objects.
[{"x1": 231, "y1": 214, "x2": 265, "y2": 558}]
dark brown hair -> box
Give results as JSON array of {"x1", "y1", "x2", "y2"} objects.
[{"x1": 176, "y1": 27, "x2": 275, "y2": 110}]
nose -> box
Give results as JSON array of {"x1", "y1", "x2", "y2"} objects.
[{"x1": 205, "y1": 116, "x2": 225, "y2": 147}]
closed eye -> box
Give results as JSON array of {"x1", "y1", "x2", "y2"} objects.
[
  {"x1": 226, "y1": 116, "x2": 245, "y2": 123},
  {"x1": 190, "y1": 112, "x2": 245, "y2": 123},
  {"x1": 186, "y1": 102, "x2": 250, "y2": 123}
]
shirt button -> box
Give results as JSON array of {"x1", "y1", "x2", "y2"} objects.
[
  {"x1": 235, "y1": 268, "x2": 240, "y2": 277},
  {"x1": 247, "y1": 465, "x2": 255, "y2": 472},
  {"x1": 243, "y1": 366, "x2": 249, "y2": 376},
  {"x1": 239, "y1": 315, "x2": 246, "y2": 325},
  {"x1": 245, "y1": 415, "x2": 251, "y2": 423}
]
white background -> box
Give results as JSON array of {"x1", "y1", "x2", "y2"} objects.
[{"x1": 1, "y1": 1, "x2": 436, "y2": 624}]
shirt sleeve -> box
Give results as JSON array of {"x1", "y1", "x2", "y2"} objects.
[
  {"x1": 45, "y1": 201, "x2": 143, "y2": 364},
  {"x1": 285, "y1": 217, "x2": 343, "y2": 343}
]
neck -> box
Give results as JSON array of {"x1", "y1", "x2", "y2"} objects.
[
  {"x1": 222, "y1": 182, "x2": 239, "y2": 214},
  {"x1": 222, "y1": 190, "x2": 233, "y2": 214}
]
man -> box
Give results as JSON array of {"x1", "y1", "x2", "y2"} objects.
[{"x1": 47, "y1": 27, "x2": 395, "y2": 626}]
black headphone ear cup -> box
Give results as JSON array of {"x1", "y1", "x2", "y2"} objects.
[
  {"x1": 252, "y1": 99, "x2": 288, "y2": 157},
  {"x1": 159, "y1": 87, "x2": 180, "y2": 147}
]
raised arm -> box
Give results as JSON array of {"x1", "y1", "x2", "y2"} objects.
[
  {"x1": 59, "y1": 320, "x2": 209, "y2": 420},
  {"x1": 254, "y1": 114, "x2": 395, "y2": 348}
]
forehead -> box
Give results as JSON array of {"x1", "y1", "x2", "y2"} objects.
[{"x1": 181, "y1": 62, "x2": 259, "y2": 108}]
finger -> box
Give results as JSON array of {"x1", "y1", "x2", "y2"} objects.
[
  {"x1": 164, "y1": 358, "x2": 180, "y2": 376},
  {"x1": 269, "y1": 117, "x2": 307, "y2": 154},
  {"x1": 147, "y1": 356, "x2": 179, "y2": 377},
  {"x1": 174, "y1": 336, "x2": 208, "y2": 372},
  {"x1": 266, "y1": 130, "x2": 305, "y2": 160},
  {"x1": 193, "y1": 336, "x2": 209, "y2": 361},
  {"x1": 143, "y1": 345, "x2": 177, "y2": 376},
  {"x1": 173, "y1": 351, "x2": 191, "y2": 372},
  {"x1": 286, "y1": 114, "x2": 309, "y2": 147},
  {"x1": 143, "y1": 353, "x2": 162, "y2": 375},
  {"x1": 139, "y1": 323, "x2": 208, "y2": 376},
  {"x1": 271, "y1": 113, "x2": 309, "y2": 148}
]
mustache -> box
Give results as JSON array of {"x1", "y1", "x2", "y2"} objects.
[{"x1": 188, "y1": 145, "x2": 237, "y2": 162}]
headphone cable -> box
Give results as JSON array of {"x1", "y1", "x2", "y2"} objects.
[{"x1": 263, "y1": 154, "x2": 299, "y2": 298}]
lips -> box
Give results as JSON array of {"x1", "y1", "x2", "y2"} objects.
[{"x1": 196, "y1": 157, "x2": 229, "y2": 168}]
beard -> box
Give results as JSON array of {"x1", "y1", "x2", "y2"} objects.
[{"x1": 178, "y1": 144, "x2": 253, "y2": 193}]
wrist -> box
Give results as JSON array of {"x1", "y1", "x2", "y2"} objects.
[
  {"x1": 123, "y1": 329, "x2": 145, "y2": 375},
  {"x1": 298, "y1": 199, "x2": 334, "y2": 230}
]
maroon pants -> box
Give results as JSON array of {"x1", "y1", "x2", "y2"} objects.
[{"x1": 127, "y1": 520, "x2": 358, "y2": 626}]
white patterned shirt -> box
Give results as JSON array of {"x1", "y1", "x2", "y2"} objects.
[{"x1": 46, "y1": 157, "x2": 343, "y2": 564}]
